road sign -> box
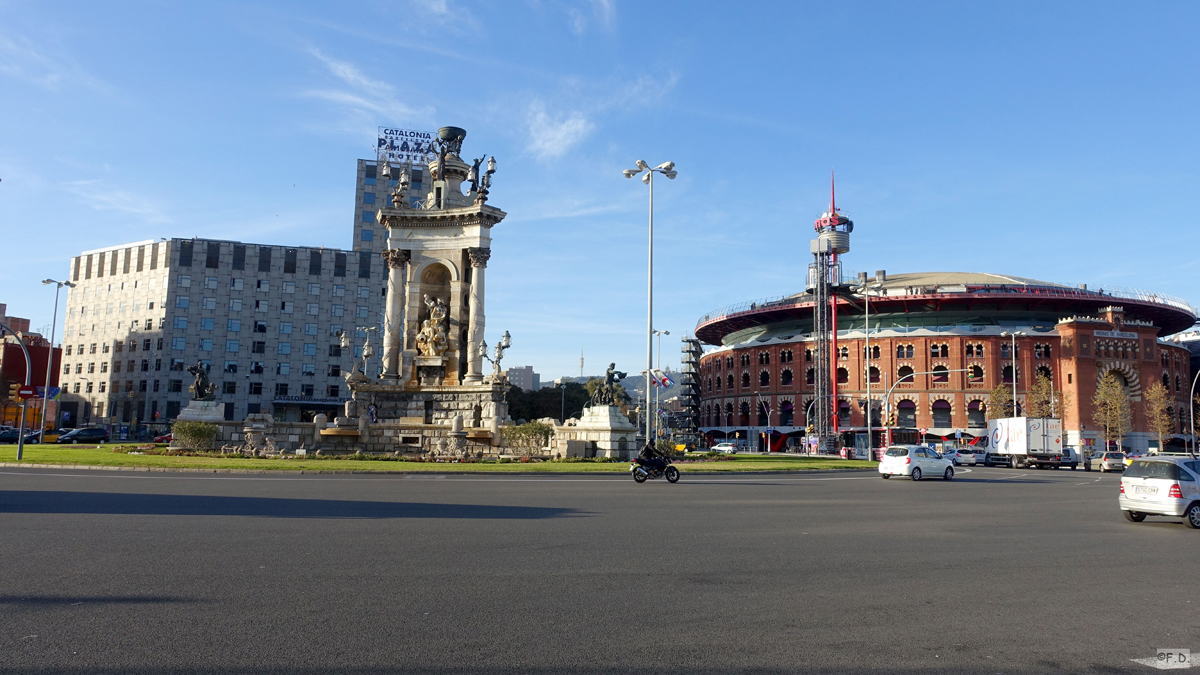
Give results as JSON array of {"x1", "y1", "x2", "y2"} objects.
[
  {"x1": 17, "y1": 386, "x2": 36, "y2": 399},
  {"x1": 919, "y1": 427, "x2": 928, "y2": 435},
  {"x1": 765, "y1": 428, "x2": 773, "y2": 434},
  {"x1": 955, "y1": 429, "x2": 962, "y2": 439}
]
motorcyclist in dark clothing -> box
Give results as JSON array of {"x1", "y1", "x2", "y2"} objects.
[{"x1": 637, "y1": 441, "x2": 667, "y2": 473}]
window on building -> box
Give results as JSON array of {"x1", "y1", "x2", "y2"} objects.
[
  {"x1": 225, "y1": 339, "x2": 239, "y2": 352},
  {"x1": 200, "y1": 339, "x2": 213, "y2": 352},
  {"x1": 326, "y1": 385, "x2": 340, "y2": 398},
  {"x1": 175, "y1": 296, "x2": 189, "y2": 309},
  {"x1": 334, "y1": 253, "x2": 346, "y2": 277},
  {"x1": 302, "y1": 363, "x2": 316, "y2": 376},
  {"x1": 358, "y1": 251, "x2": 372, "y2": 279},
  {"x1": 968, "y1": 365, "x2": 984, "y2": 382},
  {"x1": 304, "y1": 323, "x2": 318, "y2": 336},
  {"x1": 222, "y1": 381, "x2": 236, "y2": 395},
  {"x1": 232, "y1": 244, "x2": 246, "y2": 270},
  {"x1": 277, "y1": 342, "x2": 291, "y2": 355},
  {"x1": 168, "y1": 380, "x2": 183, "y2": 393},
  {"x1": 328, "y1": 364, "x2": 341, "y2": 377},
  {"x1": 741, "y1": 372, "x2": 750, "y2": 388},
  {"x1": 361, "y1": 210, "x2": 374, "y2": 223},
  {"x1": 229, "y1": 299, "x2": 242, "y2": 312},
  {"x1": 309, "y1": 251, "x2": 322, "y2": 276},
  {"x1": 279, "y1": 322, "x2": 292, "y2": 334},
  {"x1": 357, "y1": 286, "x2": 370, "y2": 298},
  {"x1": 275, "y1": 383, "x2": 289, "y2": 397},
  {"x1": 276, "y1": 362, "x2": 290, "y2": 375},
  {"x1": 328, "y1": 344, "x2": 342, "y2": 357},
  {"x1": 897, "y1": 400, "x2": 917, "y2": 427},
  {"x1": 869, "y1": 366, "x2": 880, "y2": 383},
  {"x1": 283, "y1": 249, "x2": 297, "y2": 274},
  {"x1": 282, "y1": 281, "x2": 295, "y2": 294},
  {"x1": 254, "y1": 320, "x2": 267, "y2": 334},
  {"x1": 250, "y1": 361, "x2": 264, "y2": 374},
  {"x1": 932, "y1": 400, "x2": 952, "y2": 427},
  {"x1": 331, "y1": 305, "x2": 344, "y2": 317},
  {"x1": 179, "y1": 241, "x2": 194, "y2": 267},
  {"x1": 227, "y1": 319, "x2": 241, "y2": 332},
  {"x1": 361, "y1": 230, "x2": 374, "y2": 242},
  {"x1": 1002, "y1": 365, "x2": 1016, "y2": 383},
  {"x1": 171, "y1": 337, "x2": 185, "y2": 350},
  {"x1": 280, "y1": 301, "x2": 294, "y2": 314},
  {"x1": 726, "y1": 374, "x2": 734, "y2": 389},
  {"x1": 932, "y1": 365, "x2": 949, "y2": 383},
  {"x1": 898, "y1": 365, "x2": 914, "y2": 382},
  {"x1": 781, "y1": 369, "x2": 794, "y2": 386},
  {"x1": 837, "y1": 367, "x2": 848, "y2": 384},
  {"x1": 307, "y1": 283, "x2": 320, "y2": 296},
  {"x1": 201, "y1": 297, "x2": 216, "y2": 310},
  {"x1": 805, "y1": 368, "x2": 814, "y2": 385},
  {"x1": 301, "y1": 384, "x2": 315, "y2": 397},
  {"x1": 224, "y1": 361, "x2": 238, "y2": 373},
  {"x1": 251, "y1": 341, "x2": 265, "y2": 354},
  {"x1": 760, "y1": 371, "x2": 770, "y2": 386},
  {"x1": 304, "y1": 343, "x2": 318, "y2": 356},
  {"x1": 355, "y1": 306, "x2": 368, "y2": 318},
  {"x1": 248, "y1": 382, "x2": 262, "y2": 396}
]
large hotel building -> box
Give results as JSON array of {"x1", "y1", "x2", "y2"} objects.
[{"x1": 57, "y1": 154, "x2": 414, "y2": 430}]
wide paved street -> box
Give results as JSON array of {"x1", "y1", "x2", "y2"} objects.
[{"x1": 1, "y1": 465, "x2": 1196, "y2": 674}]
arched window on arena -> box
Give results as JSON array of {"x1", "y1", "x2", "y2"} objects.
[
  {"x1": 725, "y1": 403, "x2": 734, "y2": 426},
  {"x1": 897, "y1": 365, "x2": 914, "y2": 383},
  {"x1": 1161, "y1": 352, "x2": 1169, "y2": 367},
  {"x1": 1003, "y1": 365, "x2": 1017, "y2": 384},
  {"x1": 838, "y1": 400, "x2": 851, "y2": 423},
  {"x1": 896, "y1": 344, "x2": 905, "y2": 359},
  {"x1": 975, "y1": 343, "x2": 984, "y2": 357},
  {"x1": 868, "y1": 366, "x2": 880, "y2": 383},
  {"x1": 708, "y1": 377, "x2": 713, "y2": 392},
  {"x1": 780, "y1": 401, "x2": 794, "y2": 426},
  {"x1": 1037, "y1": 366, "x2": 1052, "y2": 382},
  {"x1": 759, "y1": 351, "x2": 769, "y2": 365},
  {"x1": 741, "y1": 372, "x2": 750, "y2": 388},
  {"x1": 781, "y1": 349, "x2": 793, "y2": 363},
  {"x1": 781, "y1": 369, "x2": 794, "y2": 386},
  {"x1": 932, "y1": 400, "x2": 952, "y2": 427},
  {"x1": 932, "y1": 365, "x2": 949, "y2": 383},
  {"x1": 966, "y1": 344, "x2": 975, "y2": 357},
  {"x1": 805, "y1": 349, "x2": 812, "y2": 362},
  {"x1": 897, "y1": 400, "x2": 917, "y2": 427},
  {"x1": 837, "y1": 367, "x2": 848, "y2": 384},
  {"x1": 1163, "y1": 373, "x2": 1171, "y2": 389},
  {"x1": 967, "y1": 400, "x2": 986, "y2": 428},
  {"x1": 805, "y1": 368, "x2": 815, "y2": 385},
  {"x1": 758, "y1": 402, "x2": 770, "y2": 426},
  {"x1": 726, "y1": 356, "x2": 734, "y2": 368},
  {"x1": 839, "y1": 346, "x2": 848, "y2": 359},
  {"x1": 968, "y1": 365, "x2": 984, "y2": 382},
  {"x1": 726, "y1": 374, "x2": 734, "y2": 389},
  {"x1": 906, "y1": 344, "x2": 914, "y2": 358},
  {"x1": 760, "y1": 371, "x2": 770, "y2": 387},
  {"x1": 1176, "y1": 375, "x2": 1182, "y2": 392},
  {"x1": 871, "y1": 345, "x2": 880, "y2": 359},
  {"x1": 714, "y1": 358, "x2": 721, "y2": 371},
  {"x1": 739, "y1": 402, "x2": 750, "y2": 426},
  {"x1": 1001, "y1": 343, "x2": 1011, "y2": 359},
  {"x1": 741, "y1": 354, "x2": 751, "y2": 366},
  {"x1": 704, "y1": 405, "x2": 711, "y2": 426}
]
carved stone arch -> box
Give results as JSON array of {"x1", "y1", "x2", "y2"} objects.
[
  {"x1": 411, "y1": 257, "x2": 462, "y2": 283},
  {"x1": 894, "y1": 393, "x2": 918, "y2": 404},
  {"x1": 965, "y1": 394, "x2": 987, "y2": 405},
  {"x1": 929, "y1": 392, "x2": 954, "y2": 413},
  {"x1": 778, "y1": 395, "x2": 795, "y2": 405},
  {"x1": 1097, "y1": 360, "x2": 1142, "y2": 401}
]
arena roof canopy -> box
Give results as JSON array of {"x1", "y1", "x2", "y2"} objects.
[{"x1": 695, "y1": 271, "x2": 1198, "y2": 346}]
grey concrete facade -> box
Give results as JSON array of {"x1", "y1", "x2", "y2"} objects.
[{"x1": 61, "y1": 237, "x2": 384, "y2": 427}]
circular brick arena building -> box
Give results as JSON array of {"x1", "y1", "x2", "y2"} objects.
[{"x1": 694, "y1": 271, "x2": 1197, "y2": 453}]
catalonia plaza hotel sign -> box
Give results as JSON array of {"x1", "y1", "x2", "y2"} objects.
[{"x1": 378, "y1": 127, "x2": 436, "y2": 165}]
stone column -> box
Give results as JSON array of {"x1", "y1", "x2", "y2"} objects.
[
  {"x1": 463, "y1": 247, "x2": 490, "y2": 384},
  {"x1": 381, "y1": 248, "x2": 410, "y2": 381}
]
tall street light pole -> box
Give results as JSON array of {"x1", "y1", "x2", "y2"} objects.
[
  {"x1": 624, "y1": 160, "x2": 677, "y2": 444},
  {"x1": 40, "y1": 279, "x2": 74, "y2": 435},
  {"x1": 858, "y1": 282, "x2": 883, "y2": 459},
  {"x1": 1001, "y1": 331, "x2": 1025, "y2": 416}
]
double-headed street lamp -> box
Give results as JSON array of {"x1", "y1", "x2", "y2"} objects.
[
  {"x1": 652, "y1": 328, "x2": 670, "y2": 442},
  {"x1": 624, "y1": 160, "x2": 677, "y2": 443},
  {"x1": 40, "y1": 279, "x2": 74, "y2": 435},
  {"x1": 857, "y1": 281, "x2": 884, "y2": 457}
]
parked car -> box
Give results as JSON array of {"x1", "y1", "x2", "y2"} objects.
[
  {"x1": 710, "y1": 443, "x2": 738, "y2": 454},
  {"x1": 1096, "y1": 452, "x2": 1126, "y2": 473},
  {"x1": 1124, "y1": 452, "x2": 1145, "y2": 467},
  {"x1": 55, "y1": 427, "x2": 110, "y2": 444},
  {"x1": 0, "y1": 429, "x2": 24, "y2": 443},
  {"x1": 1119, "y1": 457, "x2": 1200, "y2": 528},
  {"x1": 940, "y1": 449, "x2": 977, "y2": 466},
  {"x1": 879, "y1": 445, "x2": 954, "y2": 481},
  {"x1": 154, "y1": 433, "x2": 173, "y2": 443}
]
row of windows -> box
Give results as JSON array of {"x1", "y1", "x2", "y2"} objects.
[
  {"x1": 70, "y1": 379, "x2": 342, "y2": 398},
  {"x1": 704, "y1": 340, "x2": 1093, "y2": 370},
  {"x1": 170, "y1": 300, "x2": 371, "y2": 318},
  {"x1": 177, "y1": 277, "x2": 373, "y2": 297},
  {"x1": 704, "y1": 363, "x2": 1018, "y2": 392},
  {"x1": 72, "y1": 243, "x2": 166, "y2": 281},
  {"x1": 177, "y1": 242, "x2": 369, "y2": 278}
]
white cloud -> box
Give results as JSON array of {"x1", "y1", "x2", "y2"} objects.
[
  {"x1": 302, "y1": 47, "x2": 434, "y2": 130},
  {"x1": 526, "y1": 101, "x2": 595, "y2": 160},
  {"x1": 0, "y1": 34, "x2": 112, "y2": 93},
  {"x1": 564, "y1": 0, "x2": 615, "y2": 35},
  {"x1": 66, "y1": 181, "x2": 170, "y2": 224}
]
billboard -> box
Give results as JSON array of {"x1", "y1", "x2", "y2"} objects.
[{"x1": 378, "y1": 127, "x2": 435, "y2": 165}]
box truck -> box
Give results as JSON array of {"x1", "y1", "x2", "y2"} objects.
[{"x1": 984, "y1": 417, "x2": 1075, "y2": 469}]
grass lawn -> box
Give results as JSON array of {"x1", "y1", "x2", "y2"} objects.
[{"x1": 0, "y1": 444, "x2": 876, "y2": 473}]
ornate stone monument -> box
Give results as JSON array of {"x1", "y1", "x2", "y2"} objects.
[
  {"x1": 555, "y1": 362, "x2": 639, "y2": 460},
  {"x1": 327, "y1": 126, "x2": 511, "y2": 454}
]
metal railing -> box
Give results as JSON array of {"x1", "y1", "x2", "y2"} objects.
[{"x1": 695, "y1": 281, "x2": 1197, "y2": 333}]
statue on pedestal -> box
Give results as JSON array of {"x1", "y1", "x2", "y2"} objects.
[
  {"x1": 186, "y1": 362, "x2": 216, "y2": 401},
  {"x1": 589, "y1": 363, "x2": 627, "y2": 406},
  {"x1": 416, "y1": 294, "x2": 449, "y2": 357}
]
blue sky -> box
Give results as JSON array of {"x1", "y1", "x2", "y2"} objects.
[{"x1": 2, "y1": 1, "x2": 1199, "y2": 379}]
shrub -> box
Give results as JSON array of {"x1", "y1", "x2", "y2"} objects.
[
  {"x1": 172, "y1": 421, "x2": 219, "y2": 450},
  {"x1": 500, "y1": 421, "x2": 554, "y2": 457}
]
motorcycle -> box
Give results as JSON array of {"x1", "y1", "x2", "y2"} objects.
[{"x1": 630, "y1": 455, "x2": 680, "y2": 484}]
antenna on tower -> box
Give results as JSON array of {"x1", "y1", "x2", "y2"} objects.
[{"x1": 579, "y1": 346, "x2": 584, "y2": 379}]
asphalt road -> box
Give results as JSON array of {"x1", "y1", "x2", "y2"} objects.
[{"x1": 0, "y1": 465, "x2": 1196, "y2": 674}]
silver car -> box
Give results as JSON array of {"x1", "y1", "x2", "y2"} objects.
[
  {"x1": 940, "y1": 449, "x2": 977, "y2": 466},
  {"x1": 1118, "y1": 457, "x2": 1200, "y2": 528}
]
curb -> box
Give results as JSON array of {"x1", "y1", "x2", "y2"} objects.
[{"x1": 0, "y1": 462, "x2": 877, "y2": 477}]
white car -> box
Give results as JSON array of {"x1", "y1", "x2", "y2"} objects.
[
  {"x1": 1119, "y1": 457, "x2": 1200, "y2": 528},
  {"x1": 710, "y1": 443, "x2": 738, "y2": 454},
  {"x1": 879, "y1": 445, "x2": 954, "y2": 481},
  {"x1": 940, "y1": 449, "x2": 977, "y2": 466}
]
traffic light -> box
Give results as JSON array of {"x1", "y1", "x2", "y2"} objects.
[{"x1": 7, "y1": 383, "x2": 19, "y2": 403}]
